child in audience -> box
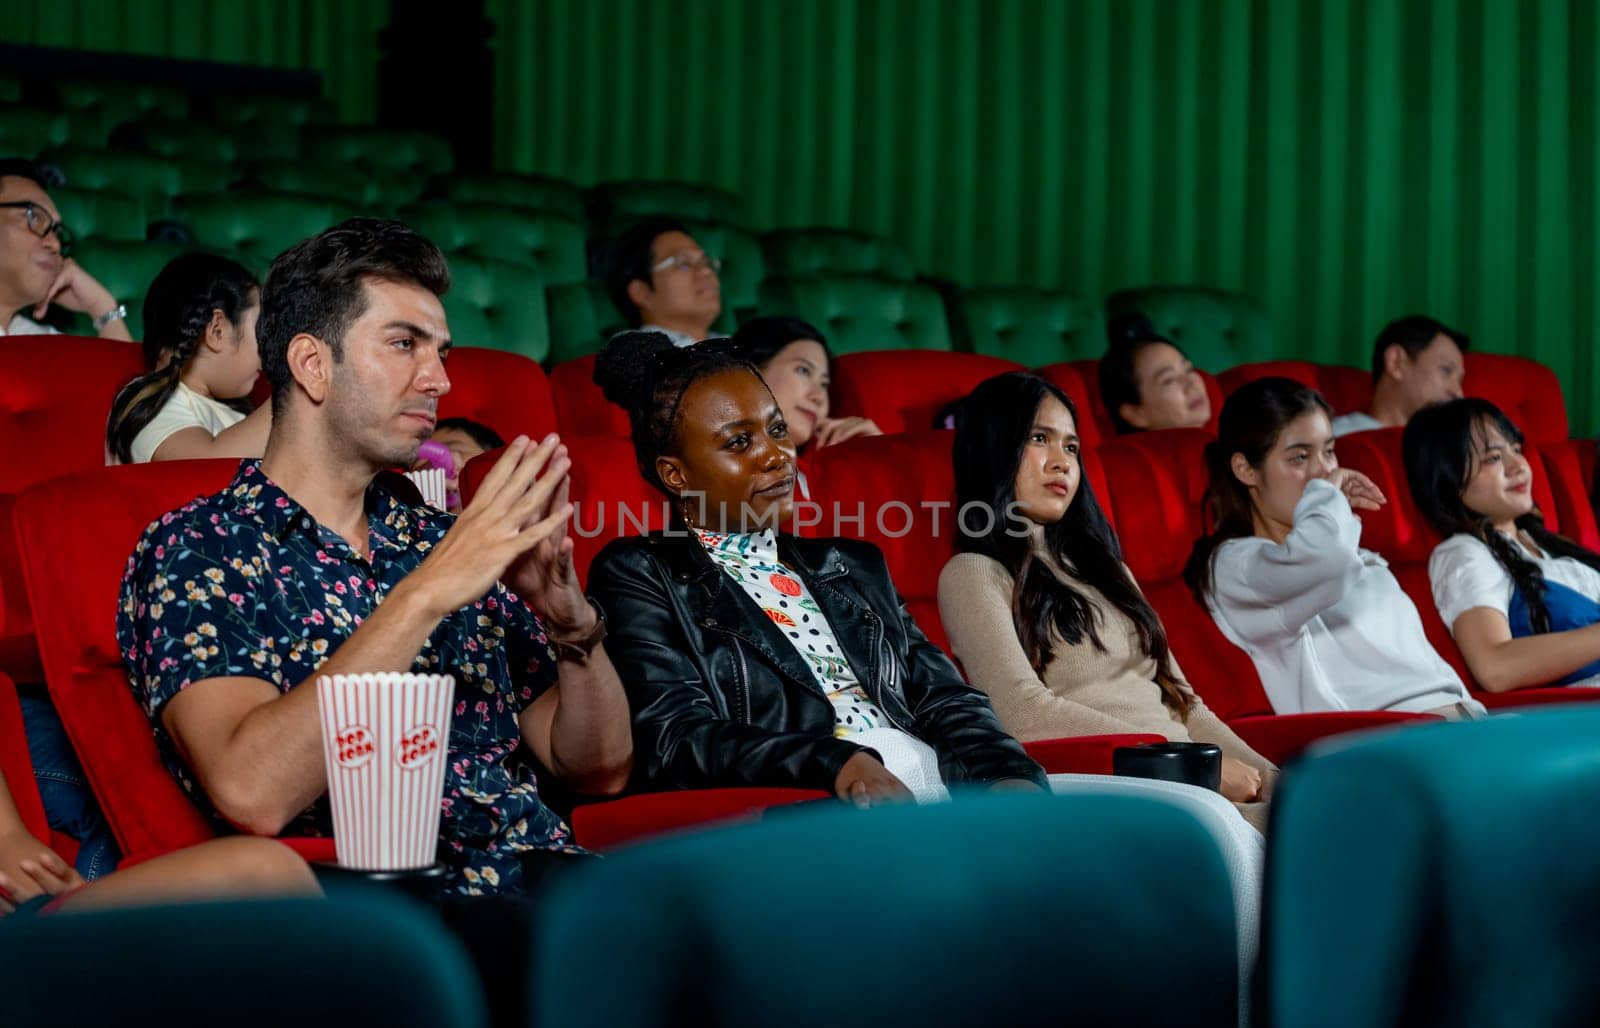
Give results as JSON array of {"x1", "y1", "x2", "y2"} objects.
[
  {"x1": 1098, "y1": 312, "x2": 1211, "y2": 433},
  {"x1": 586, "y1": 330, "x2": 1046, "y2": 803},
  {"x1": 1184, "y1": 377, "x2": 1484, "y2": 718},
  {"x1": 0, "y1": 767, "x2": 319, "y2": 917},
  {"x1": 417, "y1": 416, "x2": 505, "y2": 511},
  {"x1": 1405, "y1": 398, "x2": 1600, "y2": 691},
  {"x1": 724, "y1": 316, "x2": 882, "y2": 450},
  {"x1": 105, "y1": 253, "x2": 269, "y2": 464},
  {"x1": 939, "y1": 372, "x2": 1275, "y2": 829}
]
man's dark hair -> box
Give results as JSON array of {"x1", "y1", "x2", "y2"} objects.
[
  {"x1": 435, "y1": 416, "x2": 504, "y2": 452},
  {"x1": 602, "y1": 215, "x2": 690, "y2": 328},
  {"x1": 257, "y1": 217, "x2": 450, "y2": 415},
  {"x1": 1371, "y1": 314, "x2": 1470, "y2": 381},
  {"x1": 0, "y1": 158, "x2": 48, "y2": 191}
]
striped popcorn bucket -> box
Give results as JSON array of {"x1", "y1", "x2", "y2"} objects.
[{"x1": 315, "y1": 672, "x2": 455, "y2": 871}]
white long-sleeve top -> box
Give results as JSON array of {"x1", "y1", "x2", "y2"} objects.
[{"x1": 1207, "y1": 478, "x2": 1480, "y2": 715}]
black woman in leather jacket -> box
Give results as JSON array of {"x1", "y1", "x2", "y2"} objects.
[{"x1": 585, "y1": 331, "x2": 1046, "y2": 805}]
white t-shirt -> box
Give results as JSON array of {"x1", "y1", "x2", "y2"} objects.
[
  {"x1": 1208, "y1": 478, "x2": 1480, "y2": 715},
  {"x1": 126, "y1": 382, "x2": 247, "y2": 464},
  {"x1": 638, "y1": 324, "x2": 727, "y2": 349},
  {"x1": 1330, "y1": 411, "x2": 1384, "y2": 437},
  {"x1": 1429, "y1": 532, "x2": 1600, "y2": 687},
  {"x1": 2, "y1": 313, "x2": 57, "y2": 336}
]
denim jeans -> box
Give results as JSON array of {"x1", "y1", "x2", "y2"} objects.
[{"x1": 17, "y1": 694, "x2": 120, "y2": 880}]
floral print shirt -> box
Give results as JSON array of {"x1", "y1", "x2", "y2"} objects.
[{"x1": 117, "y1": 460, "x2": 581, "y2": 896}]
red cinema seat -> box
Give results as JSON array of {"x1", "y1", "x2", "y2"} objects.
[
  {"x1": 0, "y1": 335, "x2": 146, "y2": 684},
  {"x1": 1337, "y1": 429, "x2": 1600, "y2": 711},
  {"x1": 1022, "y1": 733, "x2": 1166, "y2": 775},
  {"x1": 1044, "y1": 359, "x2": 1222, "y2": 441},
  {"x1": 1097, "y1": 429, "x2": 1432, "y2": 764},
  {"x1": 436, "y1": 345, "x2": 557, "y2": 442},
  {"x1": 828, "y1": 350, "x2": 1023, "y2": 435},
  {"x1": 1218, "y1": 361, "x2": 1372, "y2": 419},
  {"x1": 1028, "y1": 361, "x2": 1103, "y2": 449},
  {"x1": 0, "y1": 671, "x2": 77, "y2": 863},
  {"x1": 551, "y1": 355, "x2": 631, "y2": 438},
  {"x1": 462, "y1": 436, "x2": 671, "y2": 588},
  {"x1": 569, "y1": 787, "x2": 830, "y2": 851},
  {"x1": 13, "y1": 459, "x2": 333, "y2": 864}
]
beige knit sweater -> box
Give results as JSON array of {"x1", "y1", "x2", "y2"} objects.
[{"x1": 937, "y1": 549, "x2": 1278, "y2": 781}]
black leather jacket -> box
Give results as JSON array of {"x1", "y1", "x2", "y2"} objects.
[{"x1": 588, "y1": 531, "x2": 1046, "y2": 794}]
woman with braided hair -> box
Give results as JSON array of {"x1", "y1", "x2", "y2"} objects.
[
  {"x1": 105, "y1": 253, "x2": 269, "y2": 464},
  {"x1": 1405, "y1": 398, "x2": 1600, "y2": 691},
  {"x1": 585, "y1": 330, "x2": 1046, "y2": 804}
]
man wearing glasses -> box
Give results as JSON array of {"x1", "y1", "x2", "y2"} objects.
[
  {"x1": 0, "y1": 158, "x2": 131, "y2": 341},
  {"x1": 602, "y1": 215, "x2": 723, "y2": 348}
]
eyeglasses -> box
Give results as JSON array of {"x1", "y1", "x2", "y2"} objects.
[
  {"x1": 0, "y1": 201, "x2": 74, "y2": 256},
  {"x1": 652, "y1": 252, "x2": 722, "y2": 275}
]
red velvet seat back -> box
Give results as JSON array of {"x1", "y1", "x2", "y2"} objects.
[
  {"x1": 1463, "y1": 352, "x2": 1568, "y2": 443},
  {"x1": 1030, "y1": 361, "x2": 1103, "y2": 449},
  {"x1": 1096, "y1": 429, "x2": 1273, "y2": 720},
  {"x1": 1218, "y1": 360, "x2": 1373, "y2": 418},
  {"x1": 435, "y1": 345, "x2": 557, "y2": 442},
  {"x1": 550, "y1": 355, "x2": 631, "y2": 438},
  {"x1": 15, "y1": 459, "x2": 240, "y2": 859},
  {"x1": 0, "y1": 334, "x2": 146, "y2": 682},
  {"x1": 829, "y1": 350, "x2": 1024, "y2": 436}
]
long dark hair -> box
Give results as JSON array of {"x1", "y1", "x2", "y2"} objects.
[
  {"x1": 1403, "y1": 398, "x2": 1600, "y2": 634},
  {"x1": 1184, "y1": 377, "x2": 1334, "y2": 608},
  {"x1": 593, "y1": 329, "x2": 761, "y2": 496},
  {"x1": 105, "y1": 253, "x2": 259, "y2": 463},
  {"x1": 1099, "y1": 311, "x2": 1183, "y2": 435},
  {"x1": 953, "y1": 371, "x2": 1191, "y2": 717}
]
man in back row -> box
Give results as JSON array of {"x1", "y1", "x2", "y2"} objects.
[
  {"x1": 603, "y1": 214, "x2": 724, "y2": 347},
  {"x1": 0, "y1": 158, "x2": 132, "y2": 340},
  {"x1": 1331, "y1": 314, "x2": 1469, "y2": 436},
  {"x1": 117, "y1": 219, "x2": 634, "y2": 899}
]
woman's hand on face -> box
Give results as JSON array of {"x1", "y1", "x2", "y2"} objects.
[
  {"x1": 1324, "y1": 467, "x2": 1387, "y2": 511},
  {"x1": 834, "y1": 751, "x2": 914, "y2": 808},
  {"x1": 812, "y1": 417, "x2": 882, "y2": 449},
  {"x1": 1219, "y1": 757, "x2": 1263, "y2": 803}
]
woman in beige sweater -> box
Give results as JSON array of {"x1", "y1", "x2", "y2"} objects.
[{"x1": 940, "y1": 372, "x2": 1276, "y2": 829}]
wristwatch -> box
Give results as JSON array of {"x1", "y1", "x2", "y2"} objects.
[
  {"x1": 549, "y1": 597, "x2": 607, "y2": 664},
  {"x1": 93, "y1": 303, "x2": 127, "y2": 331}
]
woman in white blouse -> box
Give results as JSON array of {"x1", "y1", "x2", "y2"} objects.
[
  {"x1": 105, "y1": 253, "x2": 271, "y2": 464},
  {"x1": 1183, "y1": 377, "x2": 1482, "y2": 718},
  {"x1": 1404, "y1": 398, "x2": 1600, "y2": 691}
]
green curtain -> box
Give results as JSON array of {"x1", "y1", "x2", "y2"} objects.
[
  {"x1": 5, "y1": 0, "x2": 389, "y2": 122},
  {"x1": 488, "y1": 0, "x2": 1600, "y2": 433}
]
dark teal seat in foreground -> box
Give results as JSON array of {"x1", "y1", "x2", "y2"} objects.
[
  {"x1": 536, "y1": 793, "x2": 1238, "y2": 1027},
  {"x1": 1263, "y1": 707, "x2": 1600, "y2": 1028},
  {"x1": 0, "y1": 895, "x2": 487, "y2": 1028}
]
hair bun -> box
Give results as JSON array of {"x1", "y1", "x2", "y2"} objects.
[{"x1": 594, "y1": 330, "x2": 680, "y2": 413}]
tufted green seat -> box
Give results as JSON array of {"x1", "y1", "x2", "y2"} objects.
[
  {"x1": 545, "y1": 280, "x2": 625, "y2": 364},
  {"x1": 402, "y1": 202, "x2": 587, "y2": 284},
  {"x1": 67, "y1": 239, "x2": 195, "y2": 338},
  {"x1": 40, "y1": 146, "x2": 233, "y2": 219},
  {"x1": 589, "y1": 178, "x2": 743, "y2": 228},
  {"x1": 112, "y1": 116, "x2": 301, "y2": 164},
  {"x1": 0, "y1": 104, "x2": 117, "y2": 153},
  {"x1": 50, "y1": 79, "x2": 188, "y2": 130},
  {"x1": 207, "y1": 93, "x2": 334, "y2": 129},
  {"x1": 758, "y1": 273, "x2": 953, "y2": 354},
  {"x1": 176, "y1": 191, "x2": 358, "y2": 271},
  {"x1": 241, "y1": 159, "x2": 379, "y2": 207},
  {"x1": 761, "y1": 226, "x2": 916, "y2": 280},
  {"x1": 302, "y1": 127, "x2": 454, "y2": 179},
  {"x1": 49, "y1": 186, "x2": 147, "y2": 244},
  {"x1": 440, "y1": 254, "x2": 551, "y2": 362},
  {"x1": 958, "y1": 285, "x2": 1106, "y2": 366},
  {"x1": 431, "y1": 171, "x2": 586, "y2": 221},
  {"x1": 0, "y1": 894, "x2": 488, "y2": 1028},
  {"x1": 537, "y1": 793, "x2": 1238, "y2": 1027},
  {"x1": 1264, "y1": 706, "x2": 1600, "y2": 1028},
  {"x1": 1105, "y1": 285, "x2": 1272, "y2": 371}
]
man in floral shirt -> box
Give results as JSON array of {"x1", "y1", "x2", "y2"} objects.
[{"x1": 117, "y1": 219, "x2": 633, "y2": 898}]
